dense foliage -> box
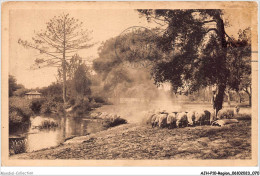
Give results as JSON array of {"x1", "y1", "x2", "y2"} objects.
[
  {"x1": 93, "y1": 30, "x2": 162, "y2": 101},
  {"x1": 138, "y1": 9, "x2": 251, "y2": 110},
  {"x1": 225, "y1": 28, "x2": 251, "y2": 105},
  {"x1": 9, "y1": 75, "x2": 24, "y2": 97},
  {"x1": 9, "y1": 97, "x2": 32, "y2": 134}
]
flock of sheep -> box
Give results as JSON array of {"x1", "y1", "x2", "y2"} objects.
[{"x1": 143, "y1": 107, "x2": 240, "y2": 128}]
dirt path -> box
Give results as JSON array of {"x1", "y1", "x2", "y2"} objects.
[{"x1": 10, "y1": 120, "x2": 251, "y2": 160}]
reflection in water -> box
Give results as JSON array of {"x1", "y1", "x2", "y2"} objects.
[
  {"x1": 26, "y1": 129, "x2": 63, "y2": 152},
  {"x1": 9, "y1": 116, "x2": 106, "y2": 155}
]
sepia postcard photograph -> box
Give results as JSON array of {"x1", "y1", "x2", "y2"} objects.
[{"x1": 1, "y1": 1, "x2": 258, "y2": 167}]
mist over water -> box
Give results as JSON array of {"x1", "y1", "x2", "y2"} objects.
[
  {"x1": 95, "y1": 82, "x2": 186, "y2": 123},
  {"x1": 93, "y1": 65, "x2": 189, "y2": 123}
]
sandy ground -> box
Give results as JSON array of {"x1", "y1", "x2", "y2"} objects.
[{"x1": 10, "y1": 119, "x2": 251, "y2": 160}]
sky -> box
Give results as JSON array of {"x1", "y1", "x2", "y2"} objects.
[{"x1": 9, "y1": 9, "x2": 251, "y2": 89}]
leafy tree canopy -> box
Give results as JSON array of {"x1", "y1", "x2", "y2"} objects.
[
  {"x1": 9, "y1": 75, "x2": 24, "y2": 97},
  {"x1": 93, "y1": 30, "x2": 161, "y2": 99},
  {"x1": 138, "y1": 9, "x2": 229, "y2": 92},
  {"x1": 138, "y1": 9, "x2": 251, "y2": 111}
]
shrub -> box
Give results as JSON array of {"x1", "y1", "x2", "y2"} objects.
[
  {"x1": 9, "y1": 106, "x2": 31, "y2": 134},
  {"x1": 39, "y1": 82, "x2": 63, "y2": 100},
  {"x1": 72, "y1": 98, "x2": 92, "y2": 116},
  {"x1": 9, "y1": 138, "x2": 27, "y2": 155},
  {"x1": 57, "y1": 103, "x2": 65, "y2": 114},
  {"x1": 40, "y1": 100, "x2": 54, "y2": 114},
  {"x1": 92, "y1": 96, "x2": 106, "y2": 104},
  {"x1": 70, "y1": 96, "x2": 106, "y2": 116},
  {"x1": 30, "y1": 98, "x2": 46, "y2": 114},
  {"x1": 9, "y1": 106, "x2": 29, "y2": 123},
  {"x1": 9, "y1": 97, "x2": 33, "y2": 117},
  {"x1": 40, "y1": 97, "x2": 64, "y2": 114},
  {"x1": 68, "y1": 98, "x2": 76, "y2": 106},
  {"x1": 103, "y1": 116, "x2": 127, "y2": 128},
  {"x1": 9, "y1": 110, "x2": 23, "y2": 124},
  {"x1": 109, "y1": 117, "x2": 127, "y2": 127},
  {"x1": 9, "y1": 97, "x2": 33, "y2": 134},
  {"x1": 52, "y1": 96, "x2": 64, "y2": 103},
  {"x1": 13, "y1": 88, "x2": 29, "y2": 97},
  {"x1": 89, "y1": 99, "x2": 102, "y2": 109},
  {"x1": 38, "y1": 119, "x2": 59, "y2": 129}
]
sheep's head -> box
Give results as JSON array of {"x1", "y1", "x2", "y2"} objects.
[
  {"x1": 188, "y1": 121, "x2": 194, "y2": 126},
  {"x1": 176, "y1": 120, "x2": 181, "y2": 127}
]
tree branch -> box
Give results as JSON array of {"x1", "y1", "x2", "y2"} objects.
[
  {"x1": 36, "y1": 35, "x2": 63, "y2": 52},
  {"x1": 225, "y1": 32, "x2": 239, "y2": 47},
  {"x1": 201, "y1": 20, "x2": 216, "y2": 24},
  {"x1": 206, "y1": 28, "x2": 218, "y2": 34},
  {"x1": 48, "y1": 24, "x2": 64, "y2": 42},
  {"x1": 65, "y1": 43, "x2": 95, "y2": 50},
  {"x1": 43, "y1": 33, "x2": 63, "y2": 45},
  {"x1": 35, "y1": 58, "x2": 61, "y2": 64},
  {"x1": 32, "y1": 60, "x2": 62, "y2": 69},
  {"x1": 152, "y1": 19, "x2": 167, "y2": 26},
  {"x1": 18, "y1": 39, "x2": 62, "y2": 60},
  {"x1": 148, "y1": 14, "x2": 170, "y2": 24}
]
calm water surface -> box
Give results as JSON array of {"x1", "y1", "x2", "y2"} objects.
[{"x1": 9, "y1": 115, "x2": 106, "y2": 154}]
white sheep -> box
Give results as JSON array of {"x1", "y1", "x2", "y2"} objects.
[
  {"x1": 143, "y1": 111, "x2": 154, "y2": 125},
  {"x1": 194, "y1": 110, "x2": 205, "y2": 126},
  {"x1": 176, "y1": 112, "x2": 188, "y2": 128},
  {"x1": 186, "y1": 111, "x2": 195, "y2": 126},
  {"x1": 158, "y1": 113, "x2": 168, "y2": 128},
  {"x1": 212, "y1": 119, "x2": 239, "y2": 127},
  {"x1": 151, "y1": 114, "x2": 160, "y2": 127},
  {"x1": 167, "y1": 112, "x2": 177, "y2": 129},
  {"x1": 217, "y1": 109, "x2": 234, "y2": 119}
]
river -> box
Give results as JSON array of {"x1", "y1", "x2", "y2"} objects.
[{"x1": 9, "y1": 115, "x2": 106, "y2": 155}]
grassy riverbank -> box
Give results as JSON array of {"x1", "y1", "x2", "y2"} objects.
[{"x1": 10, "y1": 119, "x2": 251, "y2": 160}]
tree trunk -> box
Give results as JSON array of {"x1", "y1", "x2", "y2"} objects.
[
  {"x1": 236, "y1": 91, "x2": 242, "y2": 103},
  {"x1": 203, "y1": 88, "x2": 206, "y2": 102},
  {"x1": 245, "y1": 88, "x2": 251, "y2": 107},
  {"x1": 214, "y1": 83, "x2": 226, "y2": 115},
  {"x1": 249, "y1": 94, "x2": 251, "y2": 107},
  {"x1": 226, "y1": 90, "x2": 231, "y2": 106},
  {"x1": 62, "y1": 60, "x2": 67, "y2": 104},
  {"x1": 62, "y1": 18, "x2": 67, "y2": 104},
  {"x1": 214, "y1": 16, "x2": 228, "y2": 115}
]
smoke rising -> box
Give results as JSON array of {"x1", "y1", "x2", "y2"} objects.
[{"x1": 92, "y1": 64, "x2": 186, "y2": 123}]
